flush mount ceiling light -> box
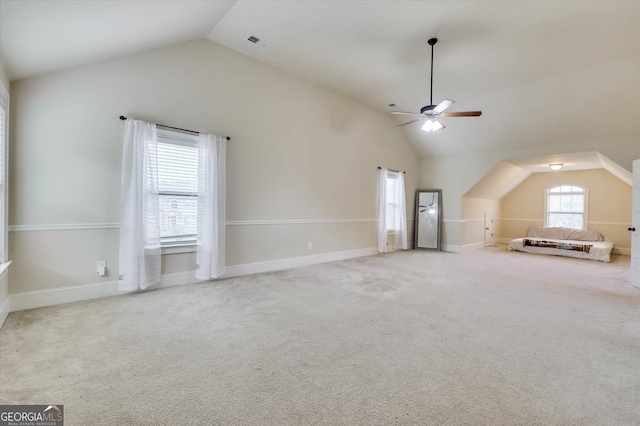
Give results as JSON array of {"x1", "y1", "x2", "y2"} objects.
[{"x1": 549, "y1": 163, "x2": 563, "y2": 170}]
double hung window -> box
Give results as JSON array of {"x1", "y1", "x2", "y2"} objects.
[
  {"x1": 545, "y1": 185, "x2": 587, "y2": 230},
  {"x1": 156, "y1": 129, "x2": 199, "y2": 245},
  {"x1": 385, "y1": 172, "x2": 400, "y2": 232}
]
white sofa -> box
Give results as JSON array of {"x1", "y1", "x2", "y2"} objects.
[{"x1": 508, "y1": 226, "x2": 614, "y2": 263}]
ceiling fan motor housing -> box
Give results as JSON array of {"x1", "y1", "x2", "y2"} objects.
[{"x1": 420, "y1": 105, "x2": 436, "y2": 115}]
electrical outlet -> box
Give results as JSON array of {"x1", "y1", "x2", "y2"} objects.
[
  {"x1": 97, "y1": 260, "x2": 107, "y2": 276},
  {"x1": 307, "y1": 242, "x2": 313, "y2": 250}
]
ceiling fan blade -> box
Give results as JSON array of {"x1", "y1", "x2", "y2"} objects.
[
  {"x1": 393, "y1": 117, "x2": 426, "y2": 129},
  {"x1": 390, "y1": 111, "x2": 423, "y2": 116},
  {"x1": 443, "y1": 111, "x2": 483, "y2": 117},
  {"x1": 432, "y1": 99, "x2": 454, "y2": 114}
]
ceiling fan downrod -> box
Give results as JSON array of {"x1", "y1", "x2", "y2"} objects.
[{"x1": 428, "y1": 38, "x2": 437, "y2": 107}]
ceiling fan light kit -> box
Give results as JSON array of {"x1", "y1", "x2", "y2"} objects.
[
  {"x1": 421, "y1": 119, "x2": 444, "y2": 132},
  {"x1": 392, "y1": 37, "x2": 482, "y2": 132}
]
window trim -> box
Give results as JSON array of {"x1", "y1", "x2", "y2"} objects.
[
  {"x1": 161, "y1": 244, "x2": 196, "y2": 255},
  {"x1": 543, "y1": 185, "x2": 589, "y2": 230},
  {"x1": 0, "y1": 81, "x2": 8, "y2": 263},
  {"x1": 385, "y1": 171, "x2": 400, "y2": 233}
]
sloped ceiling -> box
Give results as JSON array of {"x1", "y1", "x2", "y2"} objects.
[
  {"x1": 1, "y1": 1, "x2": 639, "y2": 160},
  {"x1": 463, "y1": 151, "x2": 632, "y2": 200},
  {"x1": 0, "y1": 1, "x2": 236, "y2": 79},
  {"x1": 463, "y1": 162, "x2": 532, "y2": 201}
]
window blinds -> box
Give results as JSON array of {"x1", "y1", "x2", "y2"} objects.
[
  {"x1": 385, "y1": 172, "x2": 399, "y2": 231},
  {"x1": 156, "y1": 137, "x2": 199, "y2": 244}
]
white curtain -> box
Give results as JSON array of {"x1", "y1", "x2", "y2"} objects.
[
  {"x1": 393, "y1": 172, "x2": 408, "y2": 250},
  {"x1": 377, "y1": 168, "x2": 408, "y2": 253},
  {"x1": 196, "y1": 133, "x2": 226, "y2": 280},
  {"x1": 119, "y1": 119, "x2": 161, "y2": 291},
  {"x1": 377, "y1": 168, "x2": 389, "y2": 253}
]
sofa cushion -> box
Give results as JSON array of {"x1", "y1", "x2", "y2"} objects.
[
  {"x1": 564, "y1": 228, "x2": 603, "y2": 242},
  {"x1": 527, "y1": 226, "x2": 565, "y2": 239}
]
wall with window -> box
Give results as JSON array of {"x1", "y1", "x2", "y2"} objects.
[
  {"x1": 7, "y1": 39, "x2": 419, "y2": 300},
  {"x1": 500, "y1": 169, "x2": 631, "y2": 252}
]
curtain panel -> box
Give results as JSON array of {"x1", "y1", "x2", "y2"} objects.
[
  {"x1": 377, "y1": 168, "x2": 389, "y2": 253},
  {"x1": 119, "y1": 119, "x2": 161, "y2": 291},
  {"x1": 377, "y1": 168, "x2": 408, "y2": 253},
  {"x1": 196, "y1": 133, "x2": 227, "y2": 280},
  {"x1": 394, "y1": 172, "x2": 408, "y2": 250}
]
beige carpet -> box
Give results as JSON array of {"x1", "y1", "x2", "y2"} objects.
[{"x1": 1, "y1": 246, "x2": 639, "y2": 425}]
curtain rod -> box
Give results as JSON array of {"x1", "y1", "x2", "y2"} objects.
[
  {"x1": 378, "y1": 166, "x2": 406, "y2": 174},
  {"x1": 119, "y1": 116, "x2": 231, "y2": 141}
]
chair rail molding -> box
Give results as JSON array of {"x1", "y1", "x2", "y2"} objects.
[{"x1": 9, "y1": 218, "x2": 394, "y2": 232}]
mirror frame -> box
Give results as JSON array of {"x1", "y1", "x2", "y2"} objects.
[{"x1": 414, "y1": 189, "x2": 442, "y2": 251}]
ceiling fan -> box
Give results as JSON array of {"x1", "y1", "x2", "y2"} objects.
[{"x1": 392, "y1": 38, "x2": 482, "y2": 132}]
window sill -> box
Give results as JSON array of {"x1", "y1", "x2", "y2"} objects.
[
  {"x1": 161, "y1": 244, "x2": 196, "y2": 255},
  {"x1": 0, "y1": 260, "x2": 12, "y2": 279}
]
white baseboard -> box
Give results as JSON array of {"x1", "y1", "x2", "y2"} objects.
[
  {"x1": 461, "y1": 242, "x2": 486, "y2": 251},
  {"x1": 612, "y1": 247, "x2": 630, "y2": 256},
  {"x1": 6, "y1": 247, "x2": 378, "y2": 314},
  {"x1": 8, "y1": 269, "x2": 199, "y2": 314},
  {"x1": 441, "y1": 244, "x2": 461, "y2": 253},
  {"x1": 9, "y1": 280, "x2": 122, "y2": 312},
  {"x1": 497, "y1": 238, "x2": 512, "y2": 245},
  {"x1": 225, "y1": 247, "x2": 377, "y2": 278}
]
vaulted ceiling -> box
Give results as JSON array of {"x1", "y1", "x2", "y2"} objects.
[{"x1": 1, "y1": 1, "x2": 639, "y2": 159}]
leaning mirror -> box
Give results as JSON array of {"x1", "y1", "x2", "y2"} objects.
[{"x1": 415, "y1": 190, "x2": 442, "y2": 250}]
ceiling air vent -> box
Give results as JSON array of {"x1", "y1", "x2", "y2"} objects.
[{"x1": 247, "y1": 35, "x2": 270, "y2": 48}]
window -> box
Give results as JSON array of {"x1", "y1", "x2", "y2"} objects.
[
  {"x1": 385, "y1": 172, "x2": 400, "y2": 232},
  {"x1": 545, "y1": 185, "x2": 587, "y2": 230},
  {"x1": 0, "y1": 82, "x2": 7, "y2": 262},
  {"x1": 156, "y1": 129, "x2": 199, "y2": 245}
]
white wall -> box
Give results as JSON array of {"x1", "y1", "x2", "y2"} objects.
[{"x1": 8, "y1": 39, "x2": 419, "y2": 301}]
